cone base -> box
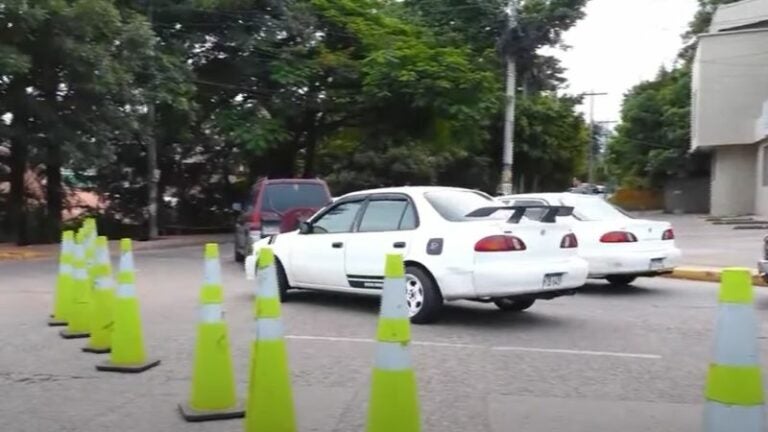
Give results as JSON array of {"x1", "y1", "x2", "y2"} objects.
[
  {"x1": 47, "y1": 318, "x2": 67, "y2": 327},
  {"x1": 60, "y1": 329, "x2": 90, "y2": 339},
  {"x1": 96, "y1": 359, "x2": 160, "y2": 373},
  {"x1": 82, "y1": 346, "x2": 111, "y2": 354},
  {"x1": 178, "y1": 401, "x2": 245, "y2": 422}
]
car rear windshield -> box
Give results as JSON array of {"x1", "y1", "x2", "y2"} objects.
[
  {"x1": 261, "y1": 183, "x2": 330, "y2": 214},
  {"x1": 424, "y1": 190, "x2": 501, "y2": 222},
  {"x1": 560, "y1": 196, "x2": 631, "y2": 221}
]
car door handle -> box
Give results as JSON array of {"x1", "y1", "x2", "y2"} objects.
[
  {"x1": 393, "y1": 242, "x2": 406, "y2": 249},
  {"x1": 332, "y1": 242, "x2": 343, "y2": 248}
]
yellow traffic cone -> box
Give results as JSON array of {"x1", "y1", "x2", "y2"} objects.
[
  {"x1": 244, "y1": 247, "x2": 296, "y2": 432},
  {"x1": 704, "y1": 268, "x2": 765, "y2": 432},
  {"x1": 366, "y1": 253, "x2": 420, "y2": 432},
  {"x1": 179, "y1": 243, "x2": 244, "y2": 422},
  {"x1": 96, "y1": 239, "x2": 160, "y2": 373},
  {"x1": 84, "y1": 219, "x2": 98, "y2": 282},
  {"x1": 49, "y1": 231, "x2": 75, "y2": 326},
  {"x1": 83, "y1": 236, "x2": 115, "y2": 354},
  {"x1": 60, "y1": 231, "x2": 91, "y2": 339}
]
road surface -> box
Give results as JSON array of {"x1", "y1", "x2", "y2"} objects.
[{"x1": 1, "y1": 245, "x2": 765, "y2": 432}]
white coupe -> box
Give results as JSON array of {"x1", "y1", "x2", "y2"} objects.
[
  {"x1": 499, "y1": 193, "x2": 682, "y2": 286},
  {"x1": 248, "y1": 186, "x2": 588, "y2": 323}
]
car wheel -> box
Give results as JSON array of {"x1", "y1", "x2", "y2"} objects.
[
  {"x1": 493, "y1": 297, "x2": 536, "y2": 312},
  {"x1": 405, "y1": 266, "x2": 443, "y2": 324},
  {"x1": 234, "y1": 242, "x2": 245, "y2": 263},
  {"x1": 276, "y1": 259, "x2": 291, "y2": 302},
  {"x1": 606, "y1": 275, "x2": 637, "y2": 286}
]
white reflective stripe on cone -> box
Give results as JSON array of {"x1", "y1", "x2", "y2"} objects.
[
  {"x1": 374, "y1": 341, "x2": 412, "y2": 371},
  {"x1": 379, "y1": 278, "x2": 408, "y2": 320},
  {"x1": 120, "y1": 253, "x2": 134, "y2": 273},
  {"x1": 94, "y1": 276, "x2": 114, "y2": 291},
  {"x1": 245, "y1": 255, "x2": 256, "y2": 281},
  {"x1": 75, "y1": 245, "x2": 85, "y2": 260},
  {"x1": 254, "y1": 317, "x2": 284, "y2": 341},
  {"x1": 204, "y1": 259, "x2": 221, "y2": 285},
  {"x1": 74, "y1": 267, "x2": 88, "y2": 280},
  {"x1": 199, "y1": 304, "x2": 224, "y2": 323},
  {"x1": 713, "y1": 304, "x2": 759, "y2": 366},
  {"x1": 257, "y1": 264, "x2": 278, "y2": 298},
  {"x1": 704, "y1": 402, "x2": 764, "y2": 432},
  {"x1": 59, "y1": 263, "x2": 73, "y2": 274},
  {"x1": 116, "y1": 283, "x2": 136, "y2": 298}
]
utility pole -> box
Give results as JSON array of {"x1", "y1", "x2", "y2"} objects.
[
  {"x1": 499, "y1": 0, "x2": 518, "y2": 196},
  {"x1": 146, "y1": 0, "x2": 159, "y2": 239},
  {"x1": 583, "y1": 91, "x2": 607, "y2": 184}
]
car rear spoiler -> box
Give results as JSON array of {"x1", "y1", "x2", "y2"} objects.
[{"x1": 465, "y1": 205, "x2": 574, "y2": 224}]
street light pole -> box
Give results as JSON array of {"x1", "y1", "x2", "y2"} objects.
[
  {"x1": 499, "y1": 0, "x2": 518, "y2": 196},
  {"x1": 146, "y1": 0, "x2": 159, "y2": 239},
  {"x1": 582, "y1": 91, "x2": 607, "y2": 184}
]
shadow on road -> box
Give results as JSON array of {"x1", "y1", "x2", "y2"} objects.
[{"x1": 576, "y1": 280, "x2": 662, "y2": 297}]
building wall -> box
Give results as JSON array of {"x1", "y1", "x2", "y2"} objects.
[
  {"x1": 664, "y1": 177, "x2": 711, "y2": 214},
  {"x1": 692, "y1": 29, "x2": 768, "y2": 149},
  {"x1": 711, "y1": 144, "x2": 757, "y2": 216},
  {"x1": 711, "y1": 0, "x2": 768, "y2": 32}
]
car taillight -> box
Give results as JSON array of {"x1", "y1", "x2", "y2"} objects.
[
  {"x1": 560, "y1": 233, "x2": 578, "y2": 248},
  {"x1": 600, "y1": 231, "x2": 637, "y2": 243},
  {"x1": 474, "y1": 235, "x2": 527, "y2": 252},
  {"x1": 662, "y1": 228, "x2": 675, "y2": 240},
  {"x1": 250, "y1": 211, "x2": 262, "y2": 229}
]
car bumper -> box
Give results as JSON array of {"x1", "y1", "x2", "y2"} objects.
[
  {"x1": 584, "y1": 247, "x2": 682, "y2": 278},
  {"x1": 436, "y1": 257, "x2": 589, "y2": 300}
]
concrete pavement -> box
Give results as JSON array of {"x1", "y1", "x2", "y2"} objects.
[{"x1": 3, "y1": 245, "x2": 768, "y2": 431}]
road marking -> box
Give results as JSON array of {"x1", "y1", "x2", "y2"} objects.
[{"x1": 285, "y1": 335, "x2": 661, "y2": 360}]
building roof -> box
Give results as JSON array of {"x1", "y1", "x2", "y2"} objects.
[{"x1": 711, "y1": 0, "x2": 768, "y2": 32}]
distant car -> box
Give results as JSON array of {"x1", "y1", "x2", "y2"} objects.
[
  {"x1": 248, "y1": 186, "x2": 589, "y2": 323},
  {"x1": 234, "y1": 178, "x2": 332, "y2": 262},
  {"x1": 499, "y1": 193, "x2": 681, "y2": 286}
]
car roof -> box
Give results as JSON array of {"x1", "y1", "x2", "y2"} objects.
[
  {"x1": 340, "y1": 186, "x2": 485, "y2": 199},
  {"x1": 260, "y1": 178, "x2": 327, "y2": 185}
]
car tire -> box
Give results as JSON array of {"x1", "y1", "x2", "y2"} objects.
[
  {"x1": 606, "y1": 275, "x2": 637, "y2": 286},
  {"x1": 406, "y1": 266, "x2": 443, "y2": 325},
  {"x1": 493, "y1": 297, "x2": 536, "y2": 312},
  {"x1": 234, "y1": 243, "x2": 245, "y2": 263},
  {"x1": 276, "y1": 259, "x2": 291, "y2": 302}
]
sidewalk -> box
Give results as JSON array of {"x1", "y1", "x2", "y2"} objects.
[
  {"x1": 0, "y1": 233, "x2": 232, "y2": 261},
  {"x1": 641, "y1": 212, "x2": 766, "y2": 286}
]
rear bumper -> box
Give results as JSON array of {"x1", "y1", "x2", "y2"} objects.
[
  {"x1": 584, "y1": 247, "x2": 682, "y2": 278},
  {"x1": 436, "y1": 257, "x2": 589, "y2": 300}
]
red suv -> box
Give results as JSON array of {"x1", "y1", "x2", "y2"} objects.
[{"x1": 234, "y1": 178, "x2": 333, "y2": 262}]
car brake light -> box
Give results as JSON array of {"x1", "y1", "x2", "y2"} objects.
[
  {"x1": 662, "y1": 228, "x2": 674, "y2": 240},
  {"x1": 600, "y1": 231, "x2": 637, "y2": 243},
  {"x1": 474, "y1": 235, "x2": 527, "y2": 252},
  {"x1": 560, "y1": 233, "x2": 578, "y2": 248},
  {"x1": 250, "y1": 211, "x2": 262, "y2": 229}
]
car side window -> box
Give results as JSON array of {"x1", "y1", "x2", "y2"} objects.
[
  {"x1": 358, "y1": 199, "x2": 411, "y2": 232},
  {"x1": 312, "y1": 201, "x2": 363, "y2": 234},
  {"x1": 399, "y1": 202, "x2": 417, "y2": 230}
]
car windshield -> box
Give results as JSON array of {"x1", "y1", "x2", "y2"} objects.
[
  {"x1": 261, "y1": 183, "x2": 330, "y2": 214},
  {"x1": 560, "y1": 196, "x2": 630, "y2": 221},
  {"x1": 424, "y1": 190, "x2": 503, "y2": 222}
]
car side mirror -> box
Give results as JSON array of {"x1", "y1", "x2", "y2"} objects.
[
  {"x1": 298, "y1": 221, "x2": 313, "y2": 234},
  {"x1": 232, "y1": 202, "x2": 243, "y2": 212}
]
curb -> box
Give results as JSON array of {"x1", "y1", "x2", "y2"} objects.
[{"x1": 662, "y1": 266, "x2": 768, "y2": 287}]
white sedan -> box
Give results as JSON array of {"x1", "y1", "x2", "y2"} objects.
[
  {"x1": 499, "y1": 193, "x2": 682, "y2": 286},
  {"x1": 248, "y1": 186, "x2": 588, "y2": 323}
]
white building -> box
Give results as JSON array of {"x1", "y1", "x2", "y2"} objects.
[{"x1": 692, "y1": 0, "x2": 768, "y2": 216}]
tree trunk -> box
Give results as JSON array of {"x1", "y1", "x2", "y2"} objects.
[
  {"x1": 8, "y1": 80, "x2": 29, "y2": 245},
  {"x1": 46, "y1": 140, "x2": 63, "y2": 242},
  {"x1": 302, "y1": 119, "x2": 319, "y2": 179}
]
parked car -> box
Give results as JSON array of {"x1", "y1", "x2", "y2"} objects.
[
  {"x1": 758, "y1": 237, "x2": 768, "y2": 283},
  {"x1": 499, "y1": 192, "x2": 681, "y2": 286},
  {"x1": 248, "y1": 186, "x2": 589, "y2": 323},
  {"x1": 234, "y1": 178, "x2": 332, "y2": 262}
]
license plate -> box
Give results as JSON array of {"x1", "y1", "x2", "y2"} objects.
[
  {"x1": 542, "y1": 273, "x2": 564, "y2": 289},
  {"x1": 262, "y1": 226, "x2": 279, "y2": 235},
  {"x1": 650, "y1": 258, "x2": 665, "y2": 271}
]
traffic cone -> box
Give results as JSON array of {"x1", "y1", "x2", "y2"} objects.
[
  {"x1": 96, "y1": 239, "x2": 160, "y2": 373},
  {"x1": 83, "y1": 236, "x2": 115, "y2": 354},
  {"x1": 244, "y1": 247, "x2": 296, "y2": 432},
  {"x1": 49, "y1": 231, "x2": 75, "y2": 326},
  {"x1": 179, "y1": 243, "x2": 244, "y2": 422},
  {"x1": 704, "y1": 268, "x2": 765, "y2": 432},
  {"x1": 60, "y1": 231, "x2": 91, "y2": 339},
  {"x1": 365, "y1": 253, "x2": 420, "y2": 432},
  {"x1": 84, "y1": 219, "x2": 98, "y2": 281}
]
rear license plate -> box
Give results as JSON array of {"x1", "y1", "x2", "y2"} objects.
[
  {"x1": 262, "y1": 225, "x2": 280, "y2": 235},
  {"x1": 542, "y1": 273, "x2": 564, "y2": 289},
  {"x1": 650, "y1": 258, "x2": 665, "y2": 271}
]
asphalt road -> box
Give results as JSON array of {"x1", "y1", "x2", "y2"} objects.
[{"x1": 1, "y1": 245, "x2": 766, "y2": 432}]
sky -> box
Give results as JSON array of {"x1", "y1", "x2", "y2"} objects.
[{"x1": 546, "y1": 0, "x2": 699, "y2": 124}]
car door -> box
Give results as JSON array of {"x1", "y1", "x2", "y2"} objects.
[
  {"x1": 344, "y1": 195, "x2": 417, "y2": 289},
  {"x1": 289, "y1": 198, "x2": 366, "y2": 289}
]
